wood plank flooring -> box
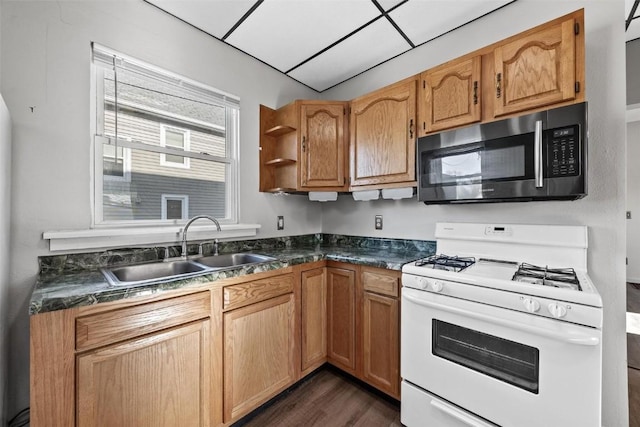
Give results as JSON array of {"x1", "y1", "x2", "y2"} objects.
[{"x1": 234, "y1": 368, "x2": 401, "y2": 427}]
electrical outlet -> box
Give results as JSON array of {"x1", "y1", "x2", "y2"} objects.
[
  {"x1": 375, "y1": 215, "x2": 383, "y2": 230},
  {"x1": 277, "y1": 216, "x2": 284, "y2": 230},
  {"x1": 628, "y1": 211, "x2": 632, "y2": 219}
]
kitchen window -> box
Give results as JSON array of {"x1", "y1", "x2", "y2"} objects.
[{"x1": 92, "y1": 43, "x2": 239, "y2": 226}]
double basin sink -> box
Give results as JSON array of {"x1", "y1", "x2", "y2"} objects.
[{"x1": 101, "y1": 253, "x2": 276, "y2": 287}]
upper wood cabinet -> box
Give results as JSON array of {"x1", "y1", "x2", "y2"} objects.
[
  {"x1": 349, "y1": 77, "x2": 417, "y2": 188},
  {"x1": 419, "y1": 56, "x2": 482, "y2": 136},
  {"x1": 259, "y1": 101, "x2": 348, "y2": 193},
  {"x1": 493, "y1": 15, "x2": 580, "y2": 117},
  {"x1": 300, "y1": 103, "x2": 348, "y2": 189}
]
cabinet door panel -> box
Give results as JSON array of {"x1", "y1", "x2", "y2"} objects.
[
  {"x1": 363, "y1": 292, "x2": 399, "y2": 398},
  {"x1": 224, "y1": 294, "x2": 296, "y2": 422},
  {"x1": 350, "y1": 79, "x2": 416, "y2": 186},
  {"x1": 301, "y1": 267, "x2": 327, "y2": 373},
  {"x1": 326, "y1": 267, "x2": 356, "y2": 373},
  {"x1": 421, "y1": 56, "x2": 481, "y2": 134},
  {"x1": 77, "y1": 320, "x2": 211, "y2": 427},
  {"x1": 494, "y1": 18, "x2": 576, "y2": 116},
  {"x1": 300, "y1": 103, "x2": 346, "y2": 188}
]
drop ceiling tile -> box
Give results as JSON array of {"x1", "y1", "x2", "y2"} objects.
[
  {"x1": 377, "y1": 0, "x2": 406, "y2": 12},
  {"x1": 288, "y1": 18, "x2": 410, "y2": 91},
  {"x1": 390, "y1": 0, "x2": 512, "y2": 46},
  {"x1": 146, "y1": 0, "x2": 256, "y2": 39},
  {"x1": 628, "y1": 18, "x2": 640, "y2": 42},
  {"x1": 225, "y1": 0, "x2": 381, "y2": 72},
  {"x1": 626, "y1": 0, "x2": 636, "y2": 19}
]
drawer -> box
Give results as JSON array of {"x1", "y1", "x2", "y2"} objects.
[
  {"x1": 224, "y1": 274, "x2": 294, "y2": 311},
  {"x1": 76, "y1": 291, "x2": 210, "y2": 351},
  {"x1": 362, "y1": 267, "x2": 399, "y2": 298}
]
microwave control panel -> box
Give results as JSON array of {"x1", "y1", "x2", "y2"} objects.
[{"x1": 547, "y1": 126, "x2": 579, "y2": 177}]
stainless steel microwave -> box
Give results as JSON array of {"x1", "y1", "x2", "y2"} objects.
[{"x1": 417, "y1": 102, "x2": 587, "y2": 204}]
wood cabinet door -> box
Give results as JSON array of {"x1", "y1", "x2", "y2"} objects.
[
  {"x1": 326, "y1": 267, "x2": 356, "y2": 373},
  {"x1": 493, "y1": 17, "x2": 576, "y2": 117},
  {"x1": 300, "y1": 103, "x2": 347, "y2": 189},
  {"x1": 420, "y1": 56, "x2": 481, "y2": 135},
  {"x1": 350, "y1": 78, "x2": 416, "y2": 187},
  {"x1": 223, "y1": 294, "x2": 296, "y2": 422},
  {"x1": 77, "y1": 320, "x2": 212, "y2": 427},
  {"x1": 301, "y1": 267, "x2": 327, "y2": 373},
  {"x1": 362, "y1": 292, "x2": 399, "y2": 398}
]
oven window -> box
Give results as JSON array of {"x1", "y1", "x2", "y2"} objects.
[{"x1": 432, "y1": 320, "x2": 539, "y2": 393}]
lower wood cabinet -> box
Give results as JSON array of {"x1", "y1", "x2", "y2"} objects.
[
  {"x1": 223, "y1": 292, "x2": 296, "y2": 423},
  {"x1": 326, "y1": 266, "x2": 357, "y2": 374},
  {"x1": 301, "y1": 267, "x2": 327, "y2": 374},
  {"x1": 76, "y1": 320, "x2": 211, "y2": 427}
]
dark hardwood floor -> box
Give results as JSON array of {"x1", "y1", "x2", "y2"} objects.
[
  {"x1": 628, "y1": 283, "x2": 640, "y2": 427},
  {"x1": 235, "y1": 368, "x2": 401, "y2": 427}
]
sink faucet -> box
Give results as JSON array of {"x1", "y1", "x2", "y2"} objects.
[{"x1": 181, "y1": 215, "x2": 221, "y2": 259}]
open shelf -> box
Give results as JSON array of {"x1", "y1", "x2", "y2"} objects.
[
  {"x1": 264, "y1": 125, "x2": 296, "y2": 137},
  {"x1": 264, "y1": 158, "x2": 296, "y2": 167}
]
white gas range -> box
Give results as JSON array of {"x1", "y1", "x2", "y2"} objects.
[{"x1": 401, "y1": 222, "x2": 603, "y2": 427}]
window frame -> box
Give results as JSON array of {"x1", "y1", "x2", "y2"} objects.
[
  {"x1": 159, "y1": 124, "x2": 191, "y2": 169},
  {"x1": 90, "y1": 44, "x2": 240, "y2": 228},
  {"x1": 161, "y1": 194, "x2": 189, "y2": 220}
]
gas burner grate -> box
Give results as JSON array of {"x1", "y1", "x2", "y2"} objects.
[
  {"x1": 512, "y1": 263, "x2": 581, "y2": 291},
  {"x1": 415, "y1": 254, "x2": 476, "y2": 272}
]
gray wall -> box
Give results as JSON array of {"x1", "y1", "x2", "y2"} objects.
[
  {"x1": 628, "y1": 38, "x2": 640, "y2": 105},
  {"x1": 322, "y1": 2, "x2": 628, "y2": 426},
  {"x1": 0, "y1": 1, "x2": 319, "y2": 418}
]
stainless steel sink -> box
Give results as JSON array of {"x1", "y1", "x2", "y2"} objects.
[
  {"x1": 192, "y1": 253, "x2": 275, "y2": 269},
  {"x1": 101, "y1": 259, "x2": 209, "y2": 287},
  {"x1": 101, "y1": 253, "x2": 276, "y2": 287}
]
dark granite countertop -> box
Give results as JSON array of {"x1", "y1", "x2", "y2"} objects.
[{"x1": 30, "y1": 235, "x2": 435, "y2": 315}]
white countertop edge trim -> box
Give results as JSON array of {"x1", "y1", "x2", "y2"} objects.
[{"x1": 43, "y1": 224, "x2": 261, "y2": 252}]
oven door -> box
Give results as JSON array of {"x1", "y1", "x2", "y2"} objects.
[{"x1": 401, "y1": 287, "x2": 601, "y2": 427}]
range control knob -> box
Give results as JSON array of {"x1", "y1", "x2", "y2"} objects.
[
  {"x1": 548, "y1": 302, "x2": 568, "y2": 318},
  {"x1": 417, "y1": 277, "x2": 430, "y2": 290},
  {"x1": 522, "y1": 297, "x2": 540, "y2": 313},
  {"x1": 431, "y1": 281, "x2": 444, "y2": 293}
]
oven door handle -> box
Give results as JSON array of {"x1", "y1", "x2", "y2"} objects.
[
  {"x1": 430, "y1": 398, "x2": 495, "y2": 427},
  {"x1": 403, "y1": 294, "x2": 600, "y2": 346}
]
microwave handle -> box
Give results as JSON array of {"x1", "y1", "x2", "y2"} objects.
[{"x1": 534, "y1": 120, "x2": 543, "y2": 188}]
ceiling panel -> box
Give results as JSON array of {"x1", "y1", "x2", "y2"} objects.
[
  {"x1": 377, "y1": 0, "x2": 406, "y2": 11},
  {"x1": 288, "y1": 18, "x2": 410, "y2": 91},
  {"x1": 146, "y1": 0, "x2": 256, "y2": 39},
  {"x1": 629, "y1": 18, "x2": 640, "y2": 42},
  {"x1": 390, "y1": 0, "x2": 512, "y2": 46},
  {"x1": 225, "y1": 0, "x2": 380, "y2": 72}
]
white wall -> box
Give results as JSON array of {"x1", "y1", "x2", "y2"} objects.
[
  {"x1": 0, "y1": 0, "x2": 319, "y2": 417},
  {"x1": 629, "y1": 118, "x2": 640, "y2": 282},
  {"x1": 322, "y1": 1, "x2": 628, "y2": 426},
  {"x1": 0, "y1": 93, "x2": 11, "y2": 426}
]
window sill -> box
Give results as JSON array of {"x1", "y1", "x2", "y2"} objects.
[{"x1": 43, "y1": 223, "x2": 261, "y2": 252}]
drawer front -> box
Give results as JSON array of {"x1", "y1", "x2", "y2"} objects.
[
  {"x1": 76, "y1": 291, "x2": 210, "y2": 351},
  {"x1": 224, "y1": 274, "x2": 294, "y2": 311},
  {"x1": 362, "y1": 268, "x2": 399, "y2": 298}
]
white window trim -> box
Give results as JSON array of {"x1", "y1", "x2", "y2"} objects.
[
  {"x1": 43, "y1": 224, "x2": 261, "y2": 252},
  {"x1": 161, "y1": 194, "x2": 189, "y2": 220},
  {"x1": 160, "y1": 125, "x2": 191, "y2": 169}
]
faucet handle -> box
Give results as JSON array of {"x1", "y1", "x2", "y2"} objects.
[{"x1": 198, "y1": 242, "x2": 204, "y2": 256}]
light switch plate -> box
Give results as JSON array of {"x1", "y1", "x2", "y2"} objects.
[
  {"x1": 375, "y1": 215, "x2": 383, "y2": 230},
  {"x1": 277, "y1": 216, "x2": 284, "y2": 230}
]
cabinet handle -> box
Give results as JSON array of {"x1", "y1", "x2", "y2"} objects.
[
  {"x1": 473, "y1": 81, "x2": 478, "y2": 105},
  {"x1": 409, "y1": 119, "x2": 414, "y2": 139},
  {"x1": 302, "y1": 136, "x2": 306, "y2": 152},
  {"x1": 496, "y1": 73, "x2": 502, "y2": 99}
]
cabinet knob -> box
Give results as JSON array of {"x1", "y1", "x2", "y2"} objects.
[{"x1": 302, "y1": 136, "x2": 306, "y2": 152}]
